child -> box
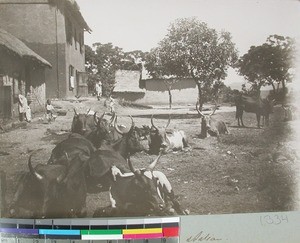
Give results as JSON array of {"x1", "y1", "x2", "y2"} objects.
[
  {"x1": 45, "y1": 99, "x2": 55, "y2": 122},
  {"x1": 105, "y1": 95, "x2": 115, "y2": 113}
]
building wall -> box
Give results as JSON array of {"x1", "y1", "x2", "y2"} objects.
[
  {"x1": 139, "y1": 78, "x2": 198, "y2": 105},
  {"x1": 0, "y1": 50, "x2": 46, "y2": 118},
  {"x1": 140, "y1": 89, "x2": 198, "y2": 105},
  {"x1": 29, "y1": 68, "x2": 46, "y2": 113},
  {"x1": 65, "y1": 12, "x2": 86, "y2": 97},
  {"x1": 0, "y1": 1, "x2": 86, "y2": 98},
  {"x1": 114, "y1": 70, "x2": 142, "y2": 92}
]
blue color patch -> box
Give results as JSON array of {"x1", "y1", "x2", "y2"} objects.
[{"x1": 39, "y1": 229, "x2": 80, "y2": 235}]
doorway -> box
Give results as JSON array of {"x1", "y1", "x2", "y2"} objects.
[{"x1": 1, "y1": 86, "x2": 12, "y2": 118}]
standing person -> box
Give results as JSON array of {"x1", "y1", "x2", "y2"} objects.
[
  {"x1": 95, "y1": 80, "x2": 102, "y2": 100},
  {"x1": 25, "y1": 89, "x2": 33, "y2": 122},
  {"x1": 108, "y1": 95, "x2": 115, "y2": 113},
  {"x1": 18, "y1": 94, "x2": 28, "y2": 122}
]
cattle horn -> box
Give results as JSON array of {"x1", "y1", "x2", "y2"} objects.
[
  {"x1": 127, "y1": 157, "x2": 139, "y2": 174},
  {"x1": 114, "y1": 116, "x2": 124, "y2": 135},
  {"x1": 28, "y1": 153, "x2": 44, "y2": 181},
  {"x1": 282, "y1": 105, "x2": 287, "y2": 111},
  {"x1": 99, "y1": 111, "x2": 106, "y2": 120},
  {"x1": 93, "y1": 112, "x2": 98, "y2": 125},
  {"x1": 86, "y1": 108, "x2": 91, "y2": 115},
  {"x1": 147, "y1": 151, "x2": 162, "y2": 171},
  {"x1": 151, "y1": 115, "x2": 158, "y2": 130},
  {"x1": 96, "y1": 112, "x2": 106, "y2": 126},
  {"x1": 209, "y1": 104, "x2": 218, "y2": 116},
  {"x1": 73, "y1": 108, "x2": 78, "y2": 116},
  {"x1": 196, "y1": 102, "x2": 205, "y2": 117},
  {"x1": 114, "y1": 116, "x2": 134, "y2": 135},
  {"x1": 165, "y1": 114, "x2": 171, "y2": 129},
  {"x1": 128, "y1": 115, "x2": 135, "y2": 133},
  {"x1": 64, "y1": 151, "x2": 70, "y2": 162}
]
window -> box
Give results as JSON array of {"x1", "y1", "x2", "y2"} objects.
[
  {"x1": 69, "y1": 65, "x2": 75, "y2": 91},
  {"x1": 79, "y1": 31, "x2": 84, "y2": 54},
  {"x1": 65, "y1": 17, "x2": 73, "y2": 45},
  {"x1": 74, "y1": 27, "x2": 77, "y2": 50}
]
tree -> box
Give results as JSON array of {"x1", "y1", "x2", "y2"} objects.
[
  {"x1": 144, "y1": 17, "x2": 238, "y2": 110},
  {"x1": 85, "y1": 45, "x2": 98, "y2": 93},
  {"x1": 123, "y1": 50, "x2": 147, "y2": 72},
  {"x1": 164, "y1": 79, "x2": 180, "y2": 109},
  {"x1": 144, "y1": 48, "x2": 179, "y2": 109},
  {"x1": 85, "y1": 43, "x2": 147, "y2": 96},
  {"x1": 236, "y1": 35, "x2": 295, "y2": 98}
]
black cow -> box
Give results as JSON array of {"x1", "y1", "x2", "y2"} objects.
[
  {"x1": 196, "y1": 103, "x2": 229, "y2": 139},
  {"x1": 71, "y1": 110, "x2": 113, "y2": 148},
  {"x1": 85, "y1": 113, "x2": 113, "y2": 148},
  {"x1": 84, "y1": 117, "x2": 146, "y2": 189},
  {"x1": 95, "y1": 153, "x2": 186, "y2": 216},
  {"x1": 71, "y1": 110, "x2": 127, "y2": 149},
  {"x1": 108, "y1": 116, "x2": 146, "y2": 159},
  {"x1": 235, "y1": 95, "x2": 274, "y2": 128},
  {"x1": 9, "y1": 151, "x2": 87, "y2": 218},
  {"x1": 71, "y1": 108, "x2": 98, "y2": 136},
  {"x1": 50, "y1": 117, "x2": 145, "y2": 192},
  {"x1": 48, "y1": 133, "x2": 96, "y2": 166},
  {"x1": 81, "y1": 148, "x2": 129, "y2": 193},
  {"x1": 135, "y1": 125, "x2": 151, "y2": 140},
  {"x1": 106, "y1": 153, "x2": 165, "y2": 216}
]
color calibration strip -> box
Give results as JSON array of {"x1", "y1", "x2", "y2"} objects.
[{"x1": 0, "y1": 217, "x2": 179, "y2": 240}]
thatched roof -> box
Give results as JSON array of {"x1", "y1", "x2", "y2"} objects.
[{"x1": 0, "y1": 28, "x2": 52, "y2": 68}]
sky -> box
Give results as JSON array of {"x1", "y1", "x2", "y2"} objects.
[{"x1": 76, "y1": 0, "x2": 300, "y2": 88}]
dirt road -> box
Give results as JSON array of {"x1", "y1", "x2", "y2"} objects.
[{"x1": 0, "y1": 97, "x2": 299, "y2": 218}]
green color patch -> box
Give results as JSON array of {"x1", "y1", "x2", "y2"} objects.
[{"x1": 81, "y1": 229, "x2": 122, "y2": 235}]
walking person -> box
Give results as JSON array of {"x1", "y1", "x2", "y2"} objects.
[{"x1": 95, "y1": 80, "x2": 102, "y2": 100}]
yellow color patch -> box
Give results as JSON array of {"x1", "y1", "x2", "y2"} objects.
[{"x1": 123, "y1": 228, "x2": 162, "y2": 235}]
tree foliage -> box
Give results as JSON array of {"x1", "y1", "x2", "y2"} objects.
[
  {"x1": 85, "y1": 43, "x2": 147, "y2": 96},
  {"x1": 236, "y1": 35, "x2": 296, "y2": 97},
  {"x1": 144, "y1": 17, "x2": 238, "y2": 109}
]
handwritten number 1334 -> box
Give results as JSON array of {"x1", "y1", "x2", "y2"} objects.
[{"x1": 260, "y1": 215, "x2": 288, "y2": 226}]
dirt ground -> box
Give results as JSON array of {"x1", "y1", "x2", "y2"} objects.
[{"x1": 0, "y1": 97, "x2": 299, "y2": 218}]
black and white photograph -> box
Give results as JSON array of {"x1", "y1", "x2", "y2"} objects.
[{"x1": 0, "y1": 0, "x2": 299, "y2": 219}]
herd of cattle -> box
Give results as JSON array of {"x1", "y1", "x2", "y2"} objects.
[{"x1": 5, "y1": 94, "x2": 284, "y2": 219}]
